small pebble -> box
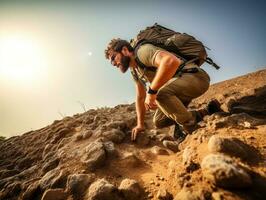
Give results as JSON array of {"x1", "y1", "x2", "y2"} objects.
[
  {"x1": 247, "y1": 136, "x2": 255, "y2": 140},
  {"x1": 148, "y1": 193, "x2": 153, "y2": 198}
]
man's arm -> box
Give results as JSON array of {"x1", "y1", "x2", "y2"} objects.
[
  {"x1": 135, "y1": 81, "x2": 146, "y2": 126},
  {"x1": 131, "y1": 81, "x2": 146, "y2": 141},
  {"x1": 149, "y1": 51, "x2": 182, "y2": 91}
]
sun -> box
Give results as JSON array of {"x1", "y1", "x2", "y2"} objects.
[{"x1": 0, "y1": 35, "x2": 46, "y2": 83}]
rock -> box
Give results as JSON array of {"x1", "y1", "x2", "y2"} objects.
[
  {"x1": 81, "y1": 141, "x2": 106, "y2": 171},
  {"x1": 211, "y1": 113, "x2": 266, "y2": 130},
  {"x1": 176, "y1": 173, "x2": 191, "y2": 188},
  {"x1": 41, "y1": 188, "x2": 67, "y2": 200},
  {"x1": 150, "y1": 146, "x2": 169, "y2": 155},
  {"x1": 82, "y1": 129, "x2": 93, "y2": 139},
  {"x1": 157, "y1": 134, "x2": 174, "y2": 142},
  {"x1": 105, "y1": 121, "x2": 127, "y2": 131},
  {"x1": 182, "y1": 147, "x2": 196, "y2": 165},
  {"x1": 51, "y1": 128, "x2": 71, "y2": 144},
  {"x1": 182, "y1": 147, "x2": 199, "y2": 172},
  {"x1": 208, "y1": 135, "x2": 249, "y2": 159},
  {"x1": 75, "y1": 133, "x2": 83, "y2": 141},
  {"x1": 0, "y1": 181, "x2": 21, "y2": 200},
  {"x1": 103, "y1": 141, "x2": 118, "y2": 158},
  {"x1": 21, "y1": 180, "x2": 42, "y2": 200},
  {"x1": 163, "y1": 140, "x2": 179, "y2": 153},
  {"x1": 156, "y1": 188, "x2": 173, "y2": 200},
  {"x1": 83, "y1": 116, "x2": 94, "y2": 124},
  {"x1": 16, "y1": 156, "x2": 35, "y2": 170},
  {"x1": 211, "y1": 191, "x2": 245, "y2": 200},
  {"x1": 85, "y1": 178, "x2": 123, "y2": 200},
  {"x1": 120, "y1": 153, "x2": 142, "y2": 168},
  {"x1": 174, "y1": 188, "x2": 205, "y2": 200},
  {"x1": 66, "y1": 173, "x2": 95, "y2": 195},
  {"x1": 136, "y1": 132, "x2": 150, "y2": 146},
  {"x1": 211, "y1": 192, "x2": 223, "y2": 200},
  {"x1": 102, "y1": 129, "x2": 125, "y2": 143},
  {"x1": 42, "y1": 157, "x2": 60, "y2": 174},
  {"x1": 39, "y1": 169, "x2": 68, "y2": 190},
  {"x1": 119, "y1": 178, "x2": 142, "y2": 200},
  {"x1": 0, "y1": 169, "x2": 19, "y2": 179},
  {"x1": 43, "y1": 150, "x2": 57, "y2": 162},
  {"x1": 57, "y1": 137, "x2": 71, "y2": 149},
  {"x1": 201, "y1": 154, "x2": 252, "y2": 188},
  {"x1": 221, "y1": 97, "x2": 237, "y2": 113}
]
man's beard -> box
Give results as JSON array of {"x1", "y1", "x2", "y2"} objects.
[{"x1": 119, "y1": 55, "x2": 130, "y2": 73}]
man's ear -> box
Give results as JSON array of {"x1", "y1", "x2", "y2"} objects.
[{"x1": 121, "y1": 46, "x2": 129, "y2": 56}]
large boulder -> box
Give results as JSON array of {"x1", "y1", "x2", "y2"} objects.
[
  {"x1": 208, "y1": 135, "x2": 250, "y2": 159},
  {"x1": 201, "y1": 154, "x2": 252, "y2": 188},
  {"x1": 118, "y1": 178, "x2": 142, "y2": 200},
  {"x1": 102, "y1": 129, "x2": 125, "y2": 143},
  {"x1": 41, "y1": 189, "x2": 67, "y2": 200},
  {"x1": 41, "y1": 157, "x2": 60, "y2": 174},
  {"x1": 81, "y1": 141, "x2": 106, "y2": 171},
  {"x1": 39, "y1": 169, "x2": 68, "y2": 190},
  {"x1": 66, "y1": 173, "x2": 95, "y2": 195},
  {"x1": 85, "y1": 178, "x2": 123, "y2": 200}
]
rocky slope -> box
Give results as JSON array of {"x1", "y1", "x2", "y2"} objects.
[{"x1": 0, "y1": 69, "x2": 266, "y2": 200}]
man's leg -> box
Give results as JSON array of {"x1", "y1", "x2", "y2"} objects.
[
  {"x1": 153, "y1": 108, "x2": 175, "y2": 129},
  {"x1": 155, "y1": 68, "x2": 210, "y2": 131}
]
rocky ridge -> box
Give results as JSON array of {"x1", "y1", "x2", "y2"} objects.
[{"x1": 0, "y1": 69, "x2": 266, "y2": 200}]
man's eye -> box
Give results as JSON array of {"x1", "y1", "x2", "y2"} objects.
[{"x1": 111, "y1": 55, "x2": 115, "y2": 62}]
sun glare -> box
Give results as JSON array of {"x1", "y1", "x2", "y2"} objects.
[{"x1": 0, "y1": 35, "x2": 46, "y2": 83}]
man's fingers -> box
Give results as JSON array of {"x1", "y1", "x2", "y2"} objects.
[
  {"x1": 131, "y1": 129, "x2": 135, "y2": 141},
  {"x1": 133, "y1": 132, "x2": 136, "y2": 141},
  {"x1": 144, "y1": 103, "x2": 150, "y2": 111}
]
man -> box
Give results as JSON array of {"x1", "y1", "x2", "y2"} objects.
[{"x1": 105, "y1": 38, "x2": 219, "y2": 147}]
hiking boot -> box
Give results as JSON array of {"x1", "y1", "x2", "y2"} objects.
[
  {"x1": 173, "y1": 123, "x2": 187, "y2": 139},
  {"x1": 162, "y1": 140, "x2": 180, "y2": 152}
]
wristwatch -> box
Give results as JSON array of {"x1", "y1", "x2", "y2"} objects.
[{"x1": 147, "y1": 86, "x2": 158, "y2": 95}]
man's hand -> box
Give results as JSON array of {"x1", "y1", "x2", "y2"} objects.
[
  {"x1": 144, "y1": 94, "x2": 158, "y2": 111},
  {"x1": 131, "y1": 125, "x2": 145, "y2": 141}
]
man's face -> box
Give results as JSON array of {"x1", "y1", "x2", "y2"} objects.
[{"x1": 109, "y1": 51, "x2": 130, "y2": 73}]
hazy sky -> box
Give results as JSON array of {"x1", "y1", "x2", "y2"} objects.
[{"x1": 0, "y1": 0, "x2": 265, "y2": 138}]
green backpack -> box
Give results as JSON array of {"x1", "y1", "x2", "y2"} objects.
[{"x1": 130, "y1": 23, "x2": 220, "y2": 72}]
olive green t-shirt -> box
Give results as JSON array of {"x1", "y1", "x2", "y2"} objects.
[
  {"x1": 130, "y1": 43, "x2": 184, "y2": 84},
  {"x1": 130, "y1": 44, "x2": 164, "y2": 84}
]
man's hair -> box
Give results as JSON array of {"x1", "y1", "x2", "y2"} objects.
[{"x1": 104, "y1": 38, "x2": 133, "y2": 59}]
